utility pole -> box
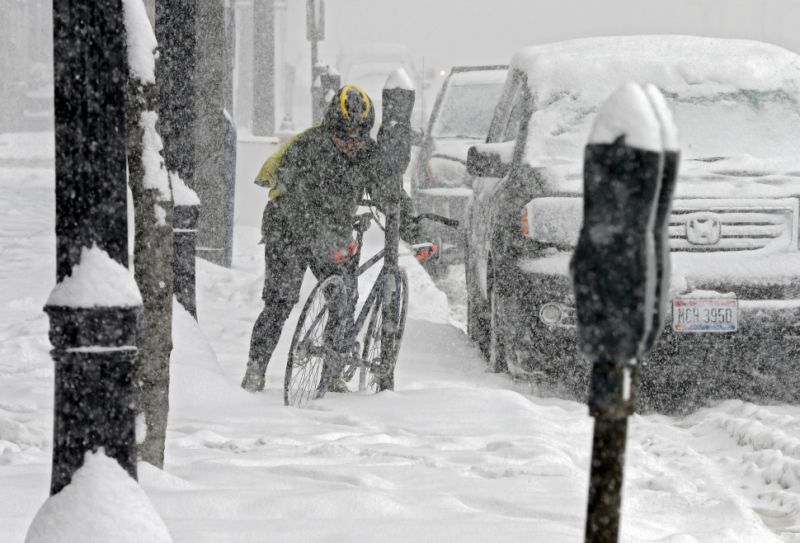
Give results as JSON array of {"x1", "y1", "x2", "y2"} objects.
[
  {"x1": 47, "y1": 0, "x2": 141, "y2": 494},
  {"x1": 307, "y1": 0, "x2": 326, "y2": 124},
  {"x1": 253, "y1": 0, "x2": 276, "y2": 135},
  {"x1": 126, "y1": 0, "x2": 175, "y2": 469},
  {"x1": 194, "y1": 0, "x2": 230, "y2": 267}
]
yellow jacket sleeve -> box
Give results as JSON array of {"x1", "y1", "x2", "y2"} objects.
[{"x1": 254, "y1": 130, "x2": 308, "y2": 201}]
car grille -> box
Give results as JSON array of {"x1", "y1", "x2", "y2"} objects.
[{"x1": 668, "y1": 198, "x2": 798, "y2": 252}]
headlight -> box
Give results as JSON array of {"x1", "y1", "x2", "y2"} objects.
[{"x1": 539, "y1": 303, "x2": 564, "y2": 326}]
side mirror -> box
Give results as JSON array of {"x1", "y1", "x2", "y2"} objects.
[{"x1": 466, "y1": 144, "x2": 512, "y2": 178}]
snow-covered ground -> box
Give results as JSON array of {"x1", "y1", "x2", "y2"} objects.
[{"x1": 2, "y1": 134, "x2": 800, "y2": 541}]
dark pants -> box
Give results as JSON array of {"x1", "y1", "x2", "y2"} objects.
[{"x1": 247, "y1": 229, "x2": 357, "y2": 374}]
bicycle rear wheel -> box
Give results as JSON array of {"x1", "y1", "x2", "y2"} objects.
[
  {"x1": 357, "y1": 269, "x2": 409, "y2": 393},
  {"x1": 284, "y1": 275, "x2": 347, "y2": 407}
]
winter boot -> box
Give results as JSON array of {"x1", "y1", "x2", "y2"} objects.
[{"x1": 241, "y1": 359, "x2": 266, "y2": 392}]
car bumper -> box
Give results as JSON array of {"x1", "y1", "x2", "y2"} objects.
[{"x1": 495, "y1": 261, "x2": 800, "y2": 410}]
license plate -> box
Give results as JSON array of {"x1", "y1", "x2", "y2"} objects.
[{"x1": 672, "y1": 297, "x2": 738, "y2": 333}]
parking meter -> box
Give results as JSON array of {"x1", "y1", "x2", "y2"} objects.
[
  {"x1": 572, "y1": 82, "x2": 679, "y2": 543},
  {"x1": 571, "y1": 83, "x2": 666, "y2": 416},
  {"x1": 375, "y1": 68, "x2": 415, "y2": 390}
]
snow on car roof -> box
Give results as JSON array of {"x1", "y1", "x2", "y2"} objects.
[
  {"x1": 513, "y1": 35, "x2": 800, "y2": 197},
  {"x1": 512, "y1": 35, "x2": 800, "y2": 100}
]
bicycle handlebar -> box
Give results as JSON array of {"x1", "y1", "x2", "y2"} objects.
[{"x1": 357, "y1": 200, "x2": 459, "y2": 229}]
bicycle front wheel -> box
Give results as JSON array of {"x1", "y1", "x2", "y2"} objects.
[
  {"x1": 358, "y1": 269, "x2": 409, "y2": 393},
  {"x1": 284, "y1": 275, "x2": 348, "y2": 407}
]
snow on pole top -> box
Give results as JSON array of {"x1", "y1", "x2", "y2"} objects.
[
  {"x1": 122, "y1": 0, "x2": 157, "y2": 85},
  {"x1": 139, "y1": 111, "x2": 172, "y2": 201},
  {"x1": 644, "y1": 84, "x2": 679, "y2": 152},
  {"x1": 589, "y1": 82, "x2": 662, "y2": 152},
  {"x1": 170, "y1": 172, "x2": 201, "y2": 207},
  {"x1": 25, "y1": 450, "x2": 173, "y2": 543},
  {"x1": 47, "y1": 245, "x2": 143, "y2": 308},
  {"x1": 384, "y1": 68, "x2": 415, "y2": 91}
]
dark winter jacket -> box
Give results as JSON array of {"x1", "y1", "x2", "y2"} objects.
[{"x1": 255, "y1": 125, "x2": 417, "y2": 245}]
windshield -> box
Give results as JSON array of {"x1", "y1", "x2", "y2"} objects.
[
  {"x1": 432, "y1": 81, "x2": 505, "y2": 139},
  {"x1": 527, "y1": 89, "x2": 800, "y2": 164}
]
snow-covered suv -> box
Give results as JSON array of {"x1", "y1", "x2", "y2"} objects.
[{"x1": 465, "y1": 36, "x2": 800, "y2": 410}]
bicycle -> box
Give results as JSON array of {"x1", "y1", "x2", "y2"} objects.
[{"x1": 284, "y1": 203, "x2": 458, "y2": 407}]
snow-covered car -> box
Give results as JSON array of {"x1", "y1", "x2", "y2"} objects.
[
  {"x1": 410, "y1": 65, "x2": 507, "y2": 275},
  {"x1": 465, "y1": 35, "x2": 800, "y2": 410}
]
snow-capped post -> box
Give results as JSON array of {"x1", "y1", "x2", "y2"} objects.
[
  {"x1": 46, "y1": 0, "x2": 141, "y2": 495},
  {"x1": 123, "y1": 0, "x2": 177, "y2": 469},
  {"x1": 172, "y1": 180, "x2": 201, "y2": 319},
  {"x1": 571, "y1": 83, "x2": 678, "y2": 543},
  {"x1": 376, "y1": 68, "x2": 415, "y2": 391}
]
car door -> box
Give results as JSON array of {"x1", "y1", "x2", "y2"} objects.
[{"x1": 468, "y1": 71, "x2": 529, "y2": 299}]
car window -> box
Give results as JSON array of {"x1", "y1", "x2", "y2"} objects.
[
  {"x1": 502, "y1": 88, "x2": 527, "y2": 142},
  {"x1": 486, "y1": 70, "x2": 526, "y2": 143},
  {"x1": 486, "y1": 72, "x2": 519, "y2": 143},
  {"x1": 430, "y1": 80, "x2": 505, "y2": 139}
]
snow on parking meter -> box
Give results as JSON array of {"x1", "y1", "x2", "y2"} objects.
[
  {"x1": 574, "y1": 83, "x2": 679, "y2": 543},
  {"x1": 642, "y1": 85, "x2": 680, "y2": 352}
]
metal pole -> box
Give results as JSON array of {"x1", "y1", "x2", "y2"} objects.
[
  {"x1": 48, "y1": 0, "x2": 140, "y2": 494},
  {"x1": 253, "y1": 0, "x2": 276, "y2": 135},
  {"x1": 308, "y1": 0, "x2": 325, "y2": 125},
  {"x1": 194, "y1": 0, "x2": 228, "y2": 266},
  {"x1": 377, "y1": 71, "x2": 415, "y2": 391},
  {"x1": 583, "y1": 361, "x2": 638, "y2": 542}
]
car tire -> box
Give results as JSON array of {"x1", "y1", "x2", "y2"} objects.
[
  {"x1": 466, "y1": 250, "x2": 490, "y2": 360},
  {"x1": 488, "y1": 266, "x2": 509, "y2": 374}
]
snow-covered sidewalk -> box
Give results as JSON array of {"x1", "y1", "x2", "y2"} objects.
[{"x1": 1, "y1": 139, "x2": 799, "y2": 542}]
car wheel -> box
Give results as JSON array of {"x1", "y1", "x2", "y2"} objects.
[
  {"x1": 466, "y1": 253, "x2": 490, "y2": 359},
  {"x1": 488, "y1": 267, "x2": 509, "y2": 374}
]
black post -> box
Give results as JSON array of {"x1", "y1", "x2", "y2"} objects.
[
  {"x1": 47, "y1": 0, "x2": 140, "y2": 495},
  {"x1": 157, "y1": 0, "x2": 201, "y2": 301},
  {"x1": 156, "y1": 0, "x2": 197, "y2": 193},
  {"x1": 377, "y1": 69, "x2": 415, "y2": 391},
  {"x1": 571, "y1": 83, "x2": 678, "y2": 543},
  {"x1": 254, "y1": 0, "x2": 276, "y2": 135},
  {"x1": 173, "y1": 204, "x2": 200, "y2": 318}
]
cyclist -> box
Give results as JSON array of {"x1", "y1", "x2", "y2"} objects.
[{"x1": 241, "y1": 84, "x2": 419, "y2": 393}]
